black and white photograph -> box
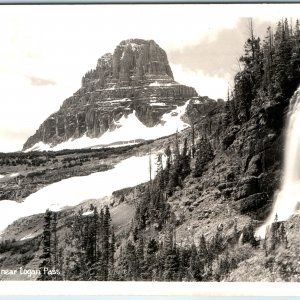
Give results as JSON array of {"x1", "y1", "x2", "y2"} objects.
[{"x1": 0, "y1": 3, "x2": 300, "y2": 285}]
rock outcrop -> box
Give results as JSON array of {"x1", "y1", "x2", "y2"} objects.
[
  {"x1": 23, "y1": 39, "x2": 197, "y2": 150},
  {"x1": 164, "y1": 88, "x2": 287, "y2": 243}
]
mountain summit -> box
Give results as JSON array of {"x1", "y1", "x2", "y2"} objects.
[{"x1": 23, "y1": 39, "x2": 198, "y2": 151}]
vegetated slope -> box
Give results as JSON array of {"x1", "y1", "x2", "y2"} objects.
[
  {"x1": 0, "y1": 146, "x2": 136, "y2": 201},
  {"x1": 107, "y1": 19, "x2": 300, "y2": 281},
  {"x1": 0, "y1": 195, "x2": 136, "y2": 280}
]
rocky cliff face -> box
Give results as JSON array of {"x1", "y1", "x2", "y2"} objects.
[
  {"x1": 23, "y1": 39, "x2": 197, "y2": 151},
  {"x1": 166, "y1": 94, "x2": 286, "y2": 243}
]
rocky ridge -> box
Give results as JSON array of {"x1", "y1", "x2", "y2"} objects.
[{"x1": 23, "y1": 39, "x2": 197, "y2": 150}]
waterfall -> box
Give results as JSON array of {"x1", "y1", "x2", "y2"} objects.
[{"x1": 256, "y1": 90, "x2": 300, "y2": 238}]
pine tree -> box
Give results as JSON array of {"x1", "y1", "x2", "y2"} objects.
[
  {"x1": 68, "y1": 209, "x2": 89, "y2": 280},
  {"x1": 262, "y1": 26, "x2": 275, "y2": 94},
  {"x1": 272, "y1": 20, "x2": 293, "y2": 103},
  {"x1": 278, "y1": 223, "x2": 288, "y2": 248},
  {"x1": 144, "y1": 238, "x2": 159, "y2": 280},
  {"x1": 198, "y1": 234, "x2": 209, "y2": 263},
  {"x1": 136, "y1": 235, "x2": 145, "y2": 280},
  {"x1": 181, "y1": 137, "x2": 191, "y2": 180},
  {"x1": 236, "y1": 19, "x2": 263, "y2": 121},
  {"x1": 38, "y1": 209, "x2": 52, "y2": 280},
  {"x1": 102, "y1": 206, "x2": 111, "y2": 280},
  {"x1": 242, "y1": 221, "x2": 258, "y2": 247},
  {"x1": 193, "y1": 136, "x2": 214, "y2": 177},
  {"x1": 155, "y1": 153, "x2": 165, "y2": 190},
  {"x1": 161, "y1": 145, "x2": 172, "y2": 192},
  {"x1": 125, "y1": 240, "x2": 138, "y2": 280},
  {"x1": 85, "y1": 205, "x2": 99, "y2": 279},
  {"x1": 223, "y1": 98, "x2": 231, "y2": 127},
  {"x1": 51, "y1": 211, "x2": 60, "y2": 280},
  {"x1": 189, "y1": 242, "x2": 203, "y2": 281},
  {"x1": 163, "y1": 226, "x2": 179, "y2": 281},
  {"x1": 191, "y1": 122, "x2": 196, "y2": 158}
]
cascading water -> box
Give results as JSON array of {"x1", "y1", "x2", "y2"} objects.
[{"x1": 256, "y1": 89, "x2": 300, "y2": 238}]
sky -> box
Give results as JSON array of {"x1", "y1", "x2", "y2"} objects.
[{"x1": 0, "y1": 4, "x2": 300, "y2": 152}]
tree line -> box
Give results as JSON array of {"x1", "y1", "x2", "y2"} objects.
[
  {"x1": 38, "y1": 205, "x2": 115, "y2": 280},
  {"x1": 225, "y1": 18, "x2": 300, "y2": 125}
]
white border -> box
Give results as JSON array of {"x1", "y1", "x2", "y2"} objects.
[
  {"x1": 1, "y1": 2, "x2": 300, "y2": 296},
  {"x1": 0, "y1": 282, "x2": 299, "y2": 296}
]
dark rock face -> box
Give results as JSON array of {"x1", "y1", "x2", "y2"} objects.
[
  {"x1": 23, "y1": 39, "x2": 197, "y2": 150},
  {"x1": 177, "y1": 91, "x2": 286, "y2": 223}
]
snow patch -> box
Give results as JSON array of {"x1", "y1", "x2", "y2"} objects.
[
  {"x1": 149, "y1": 81, "x2": 160, "y2": 87},
  {"x1": 9, "y1": 173, "x2": 19, "y2": 178},
  {"x1": 24, "y1": 142, "x2": 51, "y2": 153},
  {"x1": 107, "y1": 98, "x2": 132, "y2": 103},
  {"x1": 25, "y1": 100, "x2": 190, "y2": 152},
  {"x1": 130, "y1": 43, "x2": 139, "y2": 51},
  {"x1": 105, "y1": 85, "x2": 116, "y2": 91},
  {"x1": 20, "y1": 233, "x2": 35, "y2": 241},
  {"x1": 149, "y1": 81, "x2": 178, "y2": 87},
  {"x1": 149, "y1": 102, "x2": 166, "y2": 107},
  {"x1": 0, "y1": 175, "x2": 4, "y2": 179},
  {"x1": 0, "y1": 155, "x2": 159, "y2": 233},
  {"x1": 93, "y1": 141, "x2": 139, "y2": 149},
  {"x1": 82, "y1": 210, "x2": 94, "y2": 216}
]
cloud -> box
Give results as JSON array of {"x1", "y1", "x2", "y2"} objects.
[
  {"x1": 27, "y1": 76, "x2": 56, "y2": 86},
  {"x1": 0, "y1": 129, "x2": 33, "y2": 153},
  {"x1": 172, "y1": 64, "x2": 229, "y2": 100},
  {"x1": 0, "y1": 128, "x2": 32, "y2": 140},
  {"x1": 168, "y1": 18, "x2": 272, "y2": 79},
  {"x1": 0, "y1": 72, "x2": 74, "y2": 152}
]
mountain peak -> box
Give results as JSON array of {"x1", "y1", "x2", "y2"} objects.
[
  {"x1": 112, "y1": 37, "x2": 174, "y2": 84},
  {"x1": 119, "y1": 38, "x2": 150, "y2": 45},
  {"x1": 23, "y1": 39, "x2": 197, "y2": 151}
]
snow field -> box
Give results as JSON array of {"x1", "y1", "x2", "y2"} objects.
[{"x1": 0, "y1": 154, "x2": 159, "y2": 233}]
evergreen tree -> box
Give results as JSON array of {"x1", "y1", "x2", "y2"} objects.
[
  {"x1": 191, "y1": 122, "x2": 196, "y2": 158},
  {"x1": 223, "y1": 98, "x2": 231, "y2": 127},
  {"x1": 188, "y1": 242, "x2": 203, "y2": 281},
  {"x1": 102, "y1": 206, "x2": 111, "y2": 280},
  {"x1": 135, "y1": 235, "x2": 145, "y2": 279},
  {"x1": 51, "y1": 211, "x2": 61, "y2": 280},
  {"x1": 236, "y1": 19, "x2": 263, "y2": 121},
  {"x1": 155, "y1": 153, "x2": 165, "y2": 190},
  {"x1": 193, "y1": 136, "x2": 214, "y2": 177},
  {"x1": 242, "y1": 221, "x2": 258, "y2": 247},
  {"x1": 108, "y1": 229, "x2": 116, "y2": 280},
  {"x1": 198, "y1": 234, "x2": 209, "y2": 263},
  {"x1": 262, "y1": 26, "x2": 275, "y2": 95},
  {"x1": 163, "y1": 226, "x2": 179, "y2": 281},
  {"x1": 278, "y1": 223, "x2": 288, "y2": 248},
  {"x1": 273, "y1": 20, "x2": 293, "y2": 103},
  {"x1": 38, "y1": 209, "x2": 52, "y2": 281},
  {"x1": 181, "y1": 137, "x2": 191, "y2": 180},
  {"x1": 144, "y1": 238, "x2": 159, "y2": 280},
  {"x1": 125, "y1": 240, "x2": 138, "y2": 280}
]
